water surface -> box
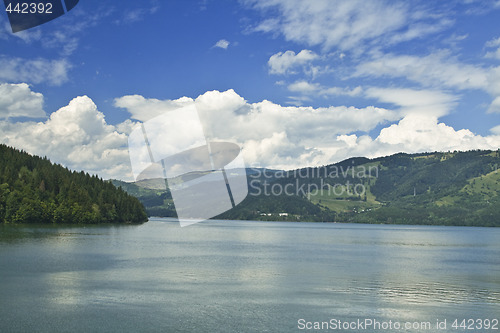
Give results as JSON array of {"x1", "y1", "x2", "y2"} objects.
[{"x1": 0, "y1": 219, "x2": 499, "y2": 332}]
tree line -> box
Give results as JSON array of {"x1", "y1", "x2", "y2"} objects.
[{"x1": 0, "y1": 144, "x2": 147, "y2": 224}]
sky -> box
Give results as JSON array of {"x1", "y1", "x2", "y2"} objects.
[{"x1": 1, "y1": 0, "x2": 500, "y2": 181}]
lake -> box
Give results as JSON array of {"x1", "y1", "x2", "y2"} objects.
[{"x1": 0, "y1": 219, "x2": 499, "y2": 332}]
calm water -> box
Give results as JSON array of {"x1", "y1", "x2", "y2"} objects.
[{"x1": 0, "y1": 219, "x2": 499, "y2": 332}]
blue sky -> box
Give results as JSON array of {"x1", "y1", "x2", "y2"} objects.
[{"x1": 1, "y1": 0, "x2": 500, "y2": 180}]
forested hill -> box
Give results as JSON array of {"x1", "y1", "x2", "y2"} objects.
[
  {"x1": 115, "y1": 150, "x2": 500, "y2": 227},
  {"x1": 0, "y1": 144, "x2": 147, "y2": 224}
]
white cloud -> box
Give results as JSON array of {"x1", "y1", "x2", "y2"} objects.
[
  {"x1": 330, "y1": 114, "x2": 500, "y2": 163},
  {"x1": 365, "y1": 87, "x2": 458, "y2": 117},
  {"x1": 354, "y1": 51, "x2": 500, "y2": 113},
  {"x1": 123, "y1": 10, "x2": 149, "y2": 23},
  {"x1": 42, "y1": 30, "x2": 79, "y2": 56},
  {"x1": 115, "y1": 2, "x2": 160, "y2": 25},
  {"x1": 486, "y1": 48, "x2": 500, "y2": 60},
  {"x1": 354, "y1": 51, "x2": 488, "y2": 91},
  {"x1": 268, "y1": 50, "x2": 318, "y2": 74},
  {"x1": 248, "y1": 0, "x2": 450, "y2": 52},
  {"x1": 199, "y1": 90, "x2": 396, "y2": 142},
  {"x1": 45, "y1": 7, "x2": 119, "y2": 55},
  {"x1": 288, "y1": 80, "x2": 362, "y2": 98},
  {"x1": 387, "y1": 18, "x2": 454, "y2": 45},
  {"x1": 488, "y1": 96, "x2": 500, "y2": 113},
  {"x1": 42, "y1": 7, "x2": 116, "y2": 56},
  {"x1": 284, "y1": 95, "x2": 312, "y2": 107},
  {"x1": 0, "y1": 13, "x2": 41, "y2": 42},
  {"x1": 0, "y1": 17, "x2": 9, "y2": 39},
  {"x1": 115, "y1": 89, "x2": 500, "y2": 171},
  {"x1": 0, "y1": 96, "x2": 133, "y2": 180},
  {"x1": 248, "y1": 0, "x2": 500, "y2": 117},
  {"x1": 490, "y1": 124, "x2": 500, "y2": 135},
  {"x1": 486, "y1": 36, "x2": 500, "y2": 48},
  {"x1": 114, "y1": 94, "x2": 194, "y2": 122},
  {"x1": 321, "y1": 86, "x2": 363, "y2": 97},
  {"x1": 287, "y1": 80, "x2": 320, "y2": 93},
  {"x1": 485, "y1": 36, "x2": 500, "y2": 60},
  {"x1": 3, "y1": 89, "x2": 500, "y2": 181},
  {"x1": 486, "y1": 66, "x2": 500, "y2": 97},
  {"x1": 461, "y1": 0, "x2": 500, "y2": 15},
  {"x1": 10, "y1": 27, "x2": 43, "y2": 43},
  {"x1": 1, "y1": 4, "x2": 114, "y2": 56},
  {"x1": 250, "y1": 0, "x2": 406, "y2": 51},
  {"x1": 0, "y1": 57, "x2": 71, "y2": 85},
  {"x1": 0, "y1": 83, "x2": 45, "y2": 119},
  {"x1": 117, "y1": 89, "x2": 398, "y2": 170},
  {"x1": 376, "y1": 115, "x2": 480, "y2": 150},
  {"x1": 214, "y1": 39, "x2": 230, "y2": 49}
]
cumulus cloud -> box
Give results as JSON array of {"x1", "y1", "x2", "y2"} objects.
[
  {"x1": 268, "y1": 49, "x2": 318, "y2": 74},
  {"x1": 330, "y1": 114, "x2": 500, "y2": 164},
  {"x1": 0, "y1": 83, "x2": 45, "y2": 119},
  {"x1": 3, "y1": 89, "x2": 500, "y2": 181},
  {"x1": 114, "y1": 94, "x2": 194, "y2": 122},
  {"x1": 355, "y1": 86, "x2": 477, "y2": 160},
  {"x1": 0, "y1": 57, "x2": 71, "y2": 85},
  {"x1": 377, "y1": 115, "x2": 480, "y2": 150},
  {"x1": 115, "y1": 89, "x2": 500, "y2": 171},
  {"x1": 117, "y1": 89, "x2": 398, "y2": 170},
  {"x1": 0, "y1": 96, "x2": 133, "y2": 180},
  {"x1": 214, "y1": 39, "x2": 230, "y2": 49}
]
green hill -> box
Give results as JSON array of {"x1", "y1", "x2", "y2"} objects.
[
  {"x1": 0, "y1": 144, "x2": 147, "y2": 224},
  {"x1": 113, "y1": 150, "x2": 500, "y2": 227},
  {"x1": 111, "y1": 179, "x2": 176, "y2": 218},
  {"x1": 294, "y1": 150, "x2": 500, "y2": 226}
]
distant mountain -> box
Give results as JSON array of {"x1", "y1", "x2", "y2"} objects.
[
  {"x1": 111, "y1": 179, "x2": 176, "y2": 218},
  {"x1": 113, "y1": 150, "x2": 500, "y2": 227},
  {"x1": 0, "y1": 144, "x2": 147, "y2": 224}
]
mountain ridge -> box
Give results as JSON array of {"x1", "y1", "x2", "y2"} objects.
[{"x1": 113, "y1": 150, "x2": 500, "y2": 227}]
